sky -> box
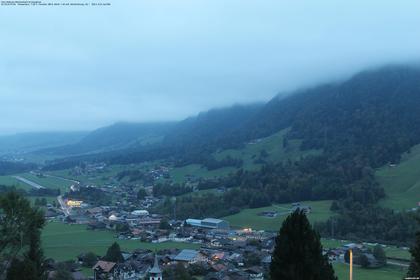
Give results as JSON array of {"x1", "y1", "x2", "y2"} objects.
[{"x1": 1, "y1": 1, "x2": 420, "y2": 134}]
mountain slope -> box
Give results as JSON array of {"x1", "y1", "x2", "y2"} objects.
[
  {"x1": 236, "y1": 65, "x2": 420, "y2": 167},
  {"x1": 377, "y1": 143, "x2": 420, "y2": 210},
  {"x1": 44, "y1": 65, "x2": 420, "y2": 173}
]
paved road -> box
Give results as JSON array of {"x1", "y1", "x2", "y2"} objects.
[
  {"x1": 13, "y1": 176, "x2": 45, "y2": 189},
  {"x1": 57, "y1": 195, "x2": 71, "y2": 217},
  {"x1": 387, "y1": 260, "x2": 410, "y2": 268},
  {"x1": 14, "y1": 174, "x2": 71, "y2": 217}
]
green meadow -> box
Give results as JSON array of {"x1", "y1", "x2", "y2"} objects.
[
  {"x1": 19, "y1": 173, "x2": 74, "y2": 192},
  {"x1": 377, "y1": 143, "x2": 420, "y2": 210},
  {"x1": 214, "y1": 128, "x2": 321, "y2": 170},
  {"x1": 42, "y1": 222, "x2": 199, "y2": 261},
  {"x1": 170, "y1": 129, "x2": 321, "y2": 183},
  {"x1": 0, "y1": 175, "x2": 32, "y2": 190},
  {"x1": 333, "y1": 262, "x2": 406, "y2": 280},
  {"x1": 223, "y1": 200, "x2": 333, "y2": 231}
]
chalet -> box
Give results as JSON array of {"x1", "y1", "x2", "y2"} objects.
[
  {"x1": 93, "y1": 261, "x2": 117, "y2": 280},
  {"x1": 115, "y1": 260, "x2": 150, "y2": 280},
  {"x1": 86, "y1": 207, "x2": 103, "y2": 216},
  {"x1": 245, "y1": 267, "x2": 264, "y2": 280}
]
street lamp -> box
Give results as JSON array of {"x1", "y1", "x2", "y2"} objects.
[{"x1": 349, "y1": 249, "x2": 353, "y2": 280}]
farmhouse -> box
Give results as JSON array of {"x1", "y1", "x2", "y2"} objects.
[{"x1": 93, "y1": 260, "x2": 117, "y2": 280}]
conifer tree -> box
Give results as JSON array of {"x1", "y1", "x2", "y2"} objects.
[
  {"x1": 103, "y1": 242, "x2": 124, "y2": 263},
  {"x1": 270, "y1": 210, "x2": 337, "y2": 280},
  {"x1": 0, "y1": 192, "x2": 45, "y2": 280},
  {"x1": 407, "y1": 231, "x2": 420, "y2": 277}
]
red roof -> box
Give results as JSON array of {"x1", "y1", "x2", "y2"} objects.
[{"x1": 93, "y1": 261, "x2": 116, "y2": 272}]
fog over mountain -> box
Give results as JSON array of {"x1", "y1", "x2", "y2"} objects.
[{"x1": 1, "y1": 1, "x2": 420, "y2": 134}]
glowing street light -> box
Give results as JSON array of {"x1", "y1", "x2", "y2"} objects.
[{"x1": 349, "y1": 249, "x2": 353, "y2": 280}]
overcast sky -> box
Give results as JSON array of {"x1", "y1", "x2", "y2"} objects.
[{"x1": 1, "y1": 1, "x2": 420, "y2": 134}]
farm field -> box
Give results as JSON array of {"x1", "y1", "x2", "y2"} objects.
[
  {"x1": 46, "y1": 162, "x2": 160, "y2": 186},
  {"x1": 377, "y1": 143, "x2": 420, "y2": 210},
  {"x1": 223, "y1": 200, "x2": 333, "y2": 231},
  {"x1": 19, "y1": 173, "x2": 73, "y2": 192},
  {"x1": 41, "y1": 222, "x2": 199, "y2": 261},
  {"x1": 333, "y1": 262, "x2": 406, "y2": 280}
]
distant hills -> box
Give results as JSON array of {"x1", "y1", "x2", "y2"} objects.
[
  {"x1": 0, "y1": 131, "x2": 87, "y2": 155},
  {"x1": 38, "y1": 122, "x2": 175, "y2": 156}
]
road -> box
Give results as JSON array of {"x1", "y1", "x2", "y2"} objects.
[
  {"x1": 13, "y1": 176, "x2": 45, "y2": 189},
  {"x1": 57, "y1": 195, "x2": 71, "y2": 217},
  {"x1": 387, "y1": 260, "x2": 410, "y2": 268},
  {"x1": 14, "y1": 174, "x2": 71, "y2": 217}
]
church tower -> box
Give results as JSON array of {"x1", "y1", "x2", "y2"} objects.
[{"x1": 149, "y1": 254, "x2": 162, "y2": 280}]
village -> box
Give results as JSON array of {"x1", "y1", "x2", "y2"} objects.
[{"x1": 37, "y1": 164, "x2": 391, "y2": 280}]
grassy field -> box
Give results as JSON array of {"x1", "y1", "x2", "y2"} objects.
[
  {"x1": 377, "y1": 143, "x2": 420, "y2": 210},
  {"x1": 0, "y1": 175, "x2": 33, "y2": 190},
  {"x1": 46, "y1": 162, "x2": 160, "y2": 186},
  {"x1": 223, "y1": 200, "x2": 333, "y2": 231},
  {"x1": 0, "y1": 172, "x2": 74, "y2": 193},
  {"x1": 321, "y1": 239, "x2": 411, "y2": 261},
  {"x1": 18, "y1": 173, "x2": 74, "y2": 192},
  {"x1": 170, "y1": 129, "x2": 321, "y2": 183},
  {"x1": 214, "y1": 129, "x2": 321, "y2": 170},
  {"x1": 333, "y1": 262, "x2": 406, "y2": 280},
  {"x1": 41, "y1": 222, "x2": 199, "y2": 261}
]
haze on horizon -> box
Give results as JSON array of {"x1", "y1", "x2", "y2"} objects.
[{"x1": 1, "y1": 0, "x2": 420, "y2": 135}]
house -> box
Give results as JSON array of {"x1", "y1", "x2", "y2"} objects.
[
  {"x1": 93, "y1": 261, "x2": 117, "y2": 280},
  {"x1": 116, "y1": 260, "x2": 150, "y2": 280},
  {"x1": 86, "y1": 207, "x2": 103, "y2": 216},
  {"x1": 291, "y1": 204, "x2": 311, "y2": 214},
  {"x1": 245, "y1": 267, "x2": 264, "y2": 280}
]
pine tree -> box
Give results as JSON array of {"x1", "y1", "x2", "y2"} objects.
[
  {"x1": 270, "y1": 210, "x2": 337, "y2": 280},
  {"x1": 103, "y1": 242, "x2": 124, "y2": 263},
  {"x1": 373, "y1": 245, "x2": 386, "y2": 265},
  {"x1": 408, "y1": 231, "x2": 420, "y2": 277},
  {"x1": 0, "y1": 192, "x2": 46, "y2": 280}
]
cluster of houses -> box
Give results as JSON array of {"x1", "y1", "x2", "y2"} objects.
[
  {"x1": 43, "y1": 232, "x2": 391, "y2": 280},
  {"x1": 86, "y1": 219, "x2": 276, "y2": 280},
  {"x1": 89, "y1": 245, "x2": 269, "y2": 280},
  {"x1": 37, "y1": 164, "x2": 392, "y2": 279},
  {"x1": 325, "y1": 243, "x2": 387, "y2": 268}
]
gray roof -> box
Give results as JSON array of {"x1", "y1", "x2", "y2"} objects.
[
  {"x1": 174, "y1": 249, "x2": 199, "y2": 262},
  {"x1": 202, "y1": 218, "x2": 225, "y2": 224}
]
